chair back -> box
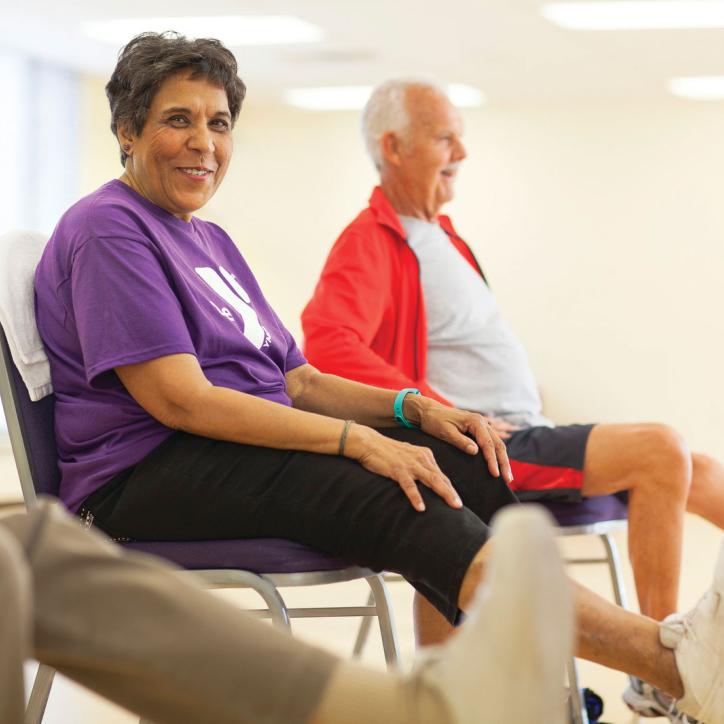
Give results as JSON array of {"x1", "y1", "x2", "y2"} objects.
[{"x1": 0, "y1": 323, "x2": 59, "y2": 505}]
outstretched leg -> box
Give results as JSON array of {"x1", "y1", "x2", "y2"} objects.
[
  {"x1": 458, "y1": 537, "x2": 683, "y2": 699},
  {"x1": 2, "y1": 500, "x2": 336, "y2": 724},
  {"x1": 0, "y1": 526, "x2": 31, "y2": 724},
  {"x1": 314, "y1": 506, "x2": 574, "y2": 724},
  {"x1": 687, "y1": 452, "x2": 724, "y2": 529},
  {"x1": 1, "y1": 499, "x2": 575, "y2": 724}
]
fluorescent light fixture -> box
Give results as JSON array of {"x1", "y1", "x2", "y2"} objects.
[
  {"x1": 447, "y1": 84, "x2": 486, "y2": 107},
  {"x1": 284, "y1": 84, "x2": 485, "y2": 111},
  {"x1": 285, "y1": 85, "x2": 374, "y2": 111},
  {"x1": 542, "y1": 1, "x2": 724, "y2": 30},
  {"x1": 83, "y1": 16, "x2": 323, "y2": 46},
  {"x1": 669, "y1": 76, "x2": 724, "y2": 100}
]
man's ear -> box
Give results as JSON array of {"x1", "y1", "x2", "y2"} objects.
[{"x1": 380, "y1": 131, "x2": 404, "y2": 167}]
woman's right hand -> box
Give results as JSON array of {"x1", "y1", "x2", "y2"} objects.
[{"x1": 344, "y1": 425, "x2": 463, "y2": 512}]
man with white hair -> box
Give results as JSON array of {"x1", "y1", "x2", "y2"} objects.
[{"x1": 301, "y1": 78, "x2": 724, "y2": 719}]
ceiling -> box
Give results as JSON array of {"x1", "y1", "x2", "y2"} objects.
[{"x1": 3, "y1": 0, "x2": 724, "y2": 107}]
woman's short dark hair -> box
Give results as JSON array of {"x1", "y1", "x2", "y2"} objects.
[{"x1": 106, "y1": 31, "x2": 246, "y2": 166}]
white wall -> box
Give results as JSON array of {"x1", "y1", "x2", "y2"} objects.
[{"x1": 81, "y1": 76, "x2": 724, "y2": 459}]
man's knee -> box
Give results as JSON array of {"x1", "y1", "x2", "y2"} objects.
[{"x1": 634, "y1": 423, "x2": 692, "y2": 492}]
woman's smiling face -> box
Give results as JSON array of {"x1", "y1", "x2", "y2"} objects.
[{"x1": 119, "y1": 71, "x2": 233, "y2": 221}]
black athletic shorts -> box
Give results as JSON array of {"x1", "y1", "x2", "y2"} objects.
[
  {"x1": 506, "y1": 423, "x2": 595, "y2": 503},
  {"x1": 80, "y1": 427, "x2": 518, "y2": 625}
]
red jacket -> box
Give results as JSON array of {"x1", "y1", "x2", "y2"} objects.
[{"x1": 301, "y1": 187, "x2": 484, "y2": 405}]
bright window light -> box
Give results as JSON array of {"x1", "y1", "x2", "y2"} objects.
[
  {"x1": 83, "y1": 16, "x2": 323, "y2": 46},
  {"x1": 542, "y1": 1, "x2": 724, "y2": 30},
  {"x1": 669, "y1": 76, "x2": 724, "y2": 100},
  {"x1": 284, "y1": 84, "x2": 485, "y2": 111}
]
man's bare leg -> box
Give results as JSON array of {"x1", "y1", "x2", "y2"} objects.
[
  {"x1": 457, "y1": 538, "x2": 684, "y2": 698},
  {"x1": 415, "y1": 421, "x2": 693, "y2": 646},
  {"x1": 581, "y1": 423, "x2": 691, "y2": 620},
  {"x1": 414, "y1": 592, "x2": 454, "y2": 646},
  {"x1": 414, "y1": 544, "x2": 494, "y2": 647},
  {"x1": 687, "y1": 453, "x2": 724, "y2": 529}
]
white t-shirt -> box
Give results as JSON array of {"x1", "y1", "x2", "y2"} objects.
[{"x1": 400, "y1": 215, "x2": 551, "y2": 428}]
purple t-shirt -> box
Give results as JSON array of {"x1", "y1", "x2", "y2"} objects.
[{"x1": 35, "y1": 179, "x2": 306, "y2": 512}]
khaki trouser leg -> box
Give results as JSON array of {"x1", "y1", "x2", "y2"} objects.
[
  {"x1": 0, "y1": 499, "x2": 337, "y2": 724},
  {"x1": 0, "y1": 526, "x2": 31, "y2": 724}
]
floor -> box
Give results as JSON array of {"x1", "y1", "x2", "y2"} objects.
[{"x1": 1, "y1": 440, "x2": 721, "y2": 724}]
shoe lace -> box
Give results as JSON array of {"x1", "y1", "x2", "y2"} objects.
[{"x1": 667, "y1": 698, "x2": 700, "y2": 724}]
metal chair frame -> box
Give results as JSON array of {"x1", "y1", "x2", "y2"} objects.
[
  {"x1": 557, "y1": 519, "x2": 628, "y2": 724},
  {"x1": 0, "y1": 327, "x2": 399, "y2": 724}
]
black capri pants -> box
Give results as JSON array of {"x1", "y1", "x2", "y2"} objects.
[{"x1": 81, "y1": 428, "x2": 518, "y2": 624}]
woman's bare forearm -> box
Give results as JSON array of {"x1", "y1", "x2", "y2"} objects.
[
  {"x1": 173, "y1": 384, "x2": 366, "y2": 454},
  {"x1": 286, "y1": 365, "x2": 431, "y2": 427},
  {"x1": 116, "y1": 355, "x2": 376, "y2": 456}
]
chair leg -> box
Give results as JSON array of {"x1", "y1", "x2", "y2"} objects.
[
  {"x1": 567, "y1": 657, "x2": 590, "y2": 724},
  {"x1": 24, "y1": 664, "x2": 54, "y2": 724},
  {"x1": 254, "y1": 575, "x2": 292, "y2": 631},
  {"x1": 600, "y1": 533, "x2": 629, "y2": 609},
  {"x1": 366, "y1": 574, "x2": 400, "y2": 669},
  {"x1": 352, "y1": 590, "x2": 375, "y2": 657}
]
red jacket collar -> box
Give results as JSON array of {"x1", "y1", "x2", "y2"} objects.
[{"x1": 368, "y1": 186, "x2": 460, "y2": 240}]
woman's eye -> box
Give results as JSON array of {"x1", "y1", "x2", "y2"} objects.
[
  {"x1": 211, "y1": 119, "x2": 230, "y2": 131},
  {"x1": 167, "y1": 115, "x2": 189, "y2": 126}
]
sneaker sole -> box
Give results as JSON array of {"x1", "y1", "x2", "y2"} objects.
[{"x1": 622, "y1": 685, "x2": 668, "y2": 717}]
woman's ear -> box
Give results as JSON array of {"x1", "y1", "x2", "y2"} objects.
[{"x1": 117, "y1": 125, "x2": 135, "y2": 155}]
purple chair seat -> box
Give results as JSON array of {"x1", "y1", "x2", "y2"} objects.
[
  {"x1": 122, "y1": 537, "x2": 353, "y2": 573},
  {"x1": 541, "y1": 494, "x2": 628, "y2": 528}
]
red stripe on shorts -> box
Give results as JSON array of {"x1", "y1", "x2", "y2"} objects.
[{"x1": 508, "y1": 459, "x2": 584, "y2": 493}]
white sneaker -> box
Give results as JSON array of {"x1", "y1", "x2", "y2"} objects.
[
  {"x1": 659, "y1": 539, "x2": 724, "y2": 723},
  {"x1": 415, "y1": 505, "x2": 574, "y2": 724},
  {"x1": 623, "y1": 676, "x2": 699, "y2": 722}
]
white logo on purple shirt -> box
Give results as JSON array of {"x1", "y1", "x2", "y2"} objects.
[{"x1": 195, "y1": 266, "x2": 271, "y2": 349}]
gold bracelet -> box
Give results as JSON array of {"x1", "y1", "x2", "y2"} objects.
[{"x1": 338, "y1": 419, "x2": 354, "y2": 456}]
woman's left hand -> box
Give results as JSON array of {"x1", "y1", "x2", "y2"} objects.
[{"x1": 417, "y1": 405, "x2": 514, "y2": 485}]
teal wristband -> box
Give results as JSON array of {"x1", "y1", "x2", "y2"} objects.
[{"x1": 394, "y1": 388, "x2": 421, "y2": 428}]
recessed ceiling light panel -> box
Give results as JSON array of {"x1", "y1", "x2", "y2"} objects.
[
  {"x1": 448, "y1": 84, "x2": 486, "y2": 107},
  {"x1": 542, "y1": 1, "x2": 724, "y2": 30},
  {"x1": 83, "y1": 16, "x2": 324, "y2": 46},
  {"x1": 284, "y1": 84, "x2": 485, "y2": 111},
  {"x1": 669, "y1": 76, "x2": 724, "y2": 100},
  {"x1": 284, "y1": 85, "x2": 374, "y2": 111}
]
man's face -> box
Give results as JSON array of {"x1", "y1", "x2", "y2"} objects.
[{"x1": 395, "y1": 87, "x2": 466, "y2": 218}]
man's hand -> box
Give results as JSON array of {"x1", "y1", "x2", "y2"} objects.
[
  {"x1": 488, "y1": 417, "x2": 520, "y2": 441},
  {"x1": 405, "y1": 397, "x2": 514, "y2": 485}
]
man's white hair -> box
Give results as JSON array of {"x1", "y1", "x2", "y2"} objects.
[{"x1": 361, "y1": 78, "x2": 448, "y2": 171}]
